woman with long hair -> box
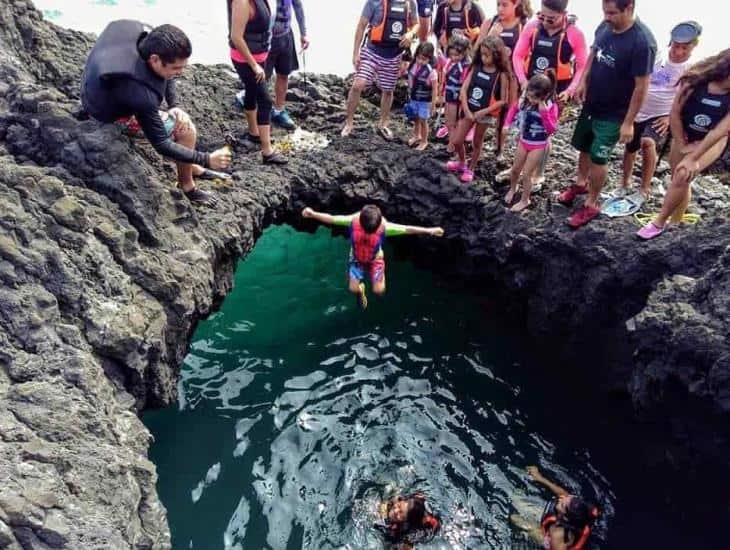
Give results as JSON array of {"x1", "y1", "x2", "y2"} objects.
[{"x1": 637, "y1": 49, "x2": 730, "y2": 239}]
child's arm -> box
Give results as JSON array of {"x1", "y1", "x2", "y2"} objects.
[
  {"x1": 503, "y1": 102, "x2": 519, "y2": 129},
  {"x1": 526, "y1": 466, "x2": 570, "y2": 497},
  {"x1": 302, "y1": 207, "x2": 356, "y2": 227},
  {"x1": 430, "y1": 69, "x2": 439, "y2": 115},
  {"x1": 385, "y1": 221, "x2": 444, "y2": 237},
  {"x1": 460, "y1": 70, "x2": 473, "y2": 118},
  {"x1": 539, "y1": 102, "x2": 560, "y2": 135}
]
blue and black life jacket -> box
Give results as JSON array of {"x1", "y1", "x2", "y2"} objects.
[
  {"x1": 410, "y1": 63, "x2": 434, "y2": 102},
  {"x1": 681, "y1": 83, "x2": 730, "y2": 143}
]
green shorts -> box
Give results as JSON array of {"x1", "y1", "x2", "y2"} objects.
[{"x1": 571, "y1": 113, "x2": 621, "y2": 165}]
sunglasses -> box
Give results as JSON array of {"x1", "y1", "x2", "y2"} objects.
[{"x1": 537, "y1": 11, "x2": 562, "y2": 25}]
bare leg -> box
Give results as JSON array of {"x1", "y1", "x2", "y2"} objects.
[
  {"x1": 532, "y1": 141, "x2": 550, "y2": 184},
  {"x1": 621, "y1": 149, "x2": 637, "y2": 189},
  {"x1": 379, "y1": 90, "x2": 394, "y2": 129},
  {"x1": 245, "y1": 109, "x2": 259, "y2": 137},
  {"x1": 274, "y1": 73, "x2": 289, "y2": 111},
  {"x1": 506, "y1": 142, "x2": 527, "y2": 204},
  {"x1": 259, "y1": 124, "x2": 274, "y2": 157},
  {"x1": 174, "y1": 123, "x2": 197, "y2": 192},
  {"x1": 418, "y1": 16, "x2": 431, "y2": 43},
  {"x1": 343, "y1": 78, "x2": 367, "y2": 135},
  {"x1": 453, "y1": 119, "x2": 471, "y2": 164},
  {"x1": 469, "y1": 123, "x2": 489, "y2": 171},
  {"x1": 655, "y1": 136, "x2": 727, "y2": 226},
  {"x1": 639, "y1": 137, "x2": 659, "y2": 197},
  {"x1": 585, "y1": 161, "x2": 609, "y2": 209},
  {"x1": 512, "y1": 149, "x2": 544, "y2": 212},
  {"x1": 576, "y1": 152, "x2": 591, "y2": 188},
  {"x1": 445, "y1": 103, "x2": 457, "y2": 153}
]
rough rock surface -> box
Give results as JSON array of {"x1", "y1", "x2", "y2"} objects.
[{"x1": 0, "y1": 1, "x2": 729, "y2": 547}]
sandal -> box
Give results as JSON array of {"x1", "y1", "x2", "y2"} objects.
[
  {"x1": 262, "y1": 152, "x2": 288, "y2": 165},
  {"x1": 376, "y1": 126, "x2": 394, "y2": 141},
  {"x1": 183, "y1": 187, "x2": 217, "y2": 206}
]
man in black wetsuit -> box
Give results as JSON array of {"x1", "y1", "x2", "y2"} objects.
[{"x1": 81, "y1": 21, "x2": 231, "y2": 206}]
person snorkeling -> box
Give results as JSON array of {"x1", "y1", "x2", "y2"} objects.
[
  {"x1": 510, "y1": 465, "x2": 599, "y2": 550},
  {"x1": 301, "y1": 205, "x2": 444, "y2": 309},
  {"x1": 375, "y1": 492, "x2": 441, "y2": 548}
]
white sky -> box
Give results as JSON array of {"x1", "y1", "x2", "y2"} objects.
[{"x1": 32, "y1": 0, "x2": 730, "y2": 74}]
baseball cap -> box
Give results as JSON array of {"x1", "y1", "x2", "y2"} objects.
[{"x1": 670, "y1": 21, "x2": 702, "y2": 44}]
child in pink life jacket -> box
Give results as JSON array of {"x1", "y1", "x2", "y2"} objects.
[{"x1": 504, "y1": 70, "x2": 559, "y2": 211}]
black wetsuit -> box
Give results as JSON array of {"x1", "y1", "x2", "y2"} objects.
[{"x1": 81, "y1": 20, "x2": 210, "y2": 166}]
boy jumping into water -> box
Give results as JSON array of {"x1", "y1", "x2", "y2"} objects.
[{"x1": 302, "y1": 205, "x2": 444, "y2": 309}]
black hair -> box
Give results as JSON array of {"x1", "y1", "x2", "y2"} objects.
[
  {"x1": 139, "y1": 24, "x2": 192, "y2": 64},
  {"x1": 679, "y1": 49, "x2": 730, "y2": 92},
  {"x1": 446, "y1": 34, "x2": 471, "y2": 59},
  {"x1": 406, "y1": 496, "x2": 426, "y2": 525},
  {"x1": 471, "y1": 35, "x2": 510, "y2": 74},
  {"x1": 360, "y1": 205, "x2": 383, "y2": 233},
  {"x1": 605, "y1": 0, "x2": 634, "y2": 11},
  {"x1": 409, "y1": 41, "x2": 436, "y2": 73},
  {"x1": 543, "y1": 0, "x2": 568, "y2": 12},
  {"x1": 559, "y1": 496, "x2": 599, "y2": 544},
  {"x1": 526, "y1": 69, "x2": 557, "y2": 103}
]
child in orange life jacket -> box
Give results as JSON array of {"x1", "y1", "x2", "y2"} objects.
[
  {"x1": 375, "y1": 493, "x2": 441, "y2": 546},
  {"x1": 446, "y1": 36, "x2": 510, "y2": 183},
  {"x1": 504, "y1": 70, "x2": 559, "y2": 211},
  {"x1": 510, "y1": 465, "x2": 599, "y2": 550},
  {"x1": 301, "y1": 205, "x2": 444, "y2": 309},
  {"x1": 440, "y1": 35, "x2": 471, "y2": 154},
  {"x1": 407, "y1": 42, "x2": 438, "y2": 151}
]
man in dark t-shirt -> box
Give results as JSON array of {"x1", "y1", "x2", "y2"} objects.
[{"x1": 558, "y1": 0, "x2": 656, "y2": 228}]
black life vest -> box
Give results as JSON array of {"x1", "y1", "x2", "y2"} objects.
[
  {"x1": 227, "y1": 0, "x2": 272, "y2": 54},
  {"x1": 370, "y1": 0, "x2": 410, "y2": 47},
  {"x1": 466, "y1": 67, "x2": 501, "y2": 112},
  {"x1": 410, "y1": 63, "x2": 434, "y2": 102},
  {"x1": 81, "y1": 19, "x2": 167, "y2": 122},
  {"x1": 440, "y1": 1, "x2": 481, "y2": 47},
  {"x1": 485, "y1": 15, "x2": 523, "y2": 53},
  {"x1": 444, "y1": 59, "x2": 467, "y2": 103},
  {"x1": 681, "y1": 83, "x2": 730, "y2": 143},
  {"x1": 526, "y1": 23, "x2": 575, "y2": 82}
]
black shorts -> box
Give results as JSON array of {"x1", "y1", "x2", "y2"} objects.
[
  {"x1": 265, "y1": 30, "x2": 299, "y2": 78},
  {"x1": 417, "y1": 0, "x2": 434, "y2": 17},
  {"x1": 626, "y1": 115, "x2": 668, "y2": 154}
]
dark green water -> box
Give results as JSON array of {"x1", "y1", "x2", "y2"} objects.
[{"x1": 145, "y1": 225, "x2": 617, "y2": 549}]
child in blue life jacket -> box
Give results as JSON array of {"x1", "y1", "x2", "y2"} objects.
[
  {"x1": 406, "y1": 42, "x2": 438, "y2": 151},
  {"x1": 439, "y1": 34, "x2": 471, "y2": 155},
  {"x1": 301, "y1": 205, "x2": 444, "y2": 309},
  {"x1": 503, "y1": 70, "x2": 560, "y2": 212}
]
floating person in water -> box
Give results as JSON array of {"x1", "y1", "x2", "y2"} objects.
[
  {"x1": 510, "y1": 465, "x2": 599, "y2": 550},
  {"x1": 374, "y1": 492, "x2": 441, "y2": 548},
  {"x1": 301, "y1": 205, "x2": 444, "y2": 309}
]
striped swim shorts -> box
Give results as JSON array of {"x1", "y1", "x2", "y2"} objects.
[{"x1": 356, "y1": 46, "x2": 402, "y2": 93}]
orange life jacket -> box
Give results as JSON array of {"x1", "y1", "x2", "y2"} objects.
[
  {"x1": 524, "y1": 21, "x2": 576, "y2": 83},
  {"x1": 439, "y1": 1, "x2": 481, "y2": 49},
  {"x1": 540, "y1": 499, "x2": 599, "y2": 550},
  {"x1": 351, "y1": 217, "x2": 385, "y2": 264},
  {"x1": 370, "y1": 0, "x2": 411, "y2": 46}
]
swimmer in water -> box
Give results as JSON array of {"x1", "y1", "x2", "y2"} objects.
[{"x1": 375, "y1": 493, "x2": 441, "y2": 548}]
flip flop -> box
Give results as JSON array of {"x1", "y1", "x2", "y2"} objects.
[
  {"x1": 600, "y1": 195, "x2": 643, "y2": 218},
  {"x1": 376, "y1": 126, "x2": 394, "y2": 141}
]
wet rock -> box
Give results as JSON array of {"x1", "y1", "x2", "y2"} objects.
[{"x1": 0, "y1": 1, "x2": 729, "y2": 547}]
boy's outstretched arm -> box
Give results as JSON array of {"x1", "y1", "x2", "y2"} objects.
[
  {"x1": 526, "y1": 466, "x2": 570, "y2": 497},
  {"x1": 385, "y1": 221, "x2": 444, "y2": 237},
  {"x1": 302, "y1": 207, "x2": 357, "y2": 227}
]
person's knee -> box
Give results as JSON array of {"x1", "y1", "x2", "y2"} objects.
[
  {"x1": 348, "y1": 279, "x2": 362, "y2": 294},
  {"x1": 671, "y1": 170, "x2": 691, "y2": 191},
  {"x1": 372, "y1": 282, "x2": 386, "y2": 295},
  {"x1": 640, "y1": 137, "x2": 657, "y2": 154},
  {"x1": 351, "y1": 78, "x2": 368, "y2": 93}
]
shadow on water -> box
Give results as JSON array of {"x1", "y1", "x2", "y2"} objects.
[{"x1": 144, "y1": 225, "x2": 711, "y2": 549}]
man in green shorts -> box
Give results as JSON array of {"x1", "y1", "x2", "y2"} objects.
[
  {"x1": 302, "y1": 205, "x2": 443, "y2": 309},
  {"x1": 557, "y1": 0, "x2": 656, "y2": 228}
]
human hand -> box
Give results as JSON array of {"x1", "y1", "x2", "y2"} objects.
[
  {"x1": 676, "y1": 156, "x2": 700, "y2": 181},
  {"x1": 302, "y1": 207, "x2": 314, "y2": 218},
  {"x1": 168, "y1": 108, "x2": 191, "y2": 133},
  {"x1": 399, "y1": 32, "x2": 413, "y2": 49},
  {"x1": 557, "y1": 90, "x2": 572, "y2": 103},
  {"x1": 526, "y1": 466, "x2": 542, "y2": 480},
  {"x1": 430, "y1": 227, "x2": 444, "y2": 237},
  {"x1": 301, "y1": 35, "x2": 310, "y2": 50},
  {"x1": 209, "y1": 146, "x2": 232, "y2": 170},
  {"x1": 619, "y1": 122, "x2": 634, "y2": 144},
  {"x1": 574, "y1": 81, "x2": 587, "y2": 103},
  {"x1": 652, "y1": 116, "x2": 670, "y2": 137},
  {"x1": 253, "y1": 63, "x2": 266, "y2": 83}
]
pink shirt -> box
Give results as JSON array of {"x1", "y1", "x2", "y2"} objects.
[{"x1": 511, "y1": 19, "x2": 588, "y2": 95}]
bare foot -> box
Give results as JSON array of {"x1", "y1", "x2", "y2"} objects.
[
  {"x1": 341, "y1": 123, "x2": 353, "y2": 137},
  {"x1": 408, "y1": 136, "x2": 419, "y2": 147},
  {"x1": 415, "y1": 140, "x2": 428, "y2": 151},
  {"x1": 504, "y1": 188, "x2": 517, "y2": 205},
  {"x1": 511, "y1": 199, "x2": 531, "y2": 212}
]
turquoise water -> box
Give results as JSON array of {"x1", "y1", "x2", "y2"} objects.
[{"x1": 145, "y1": 226, "x2": 615, "y2": 549}]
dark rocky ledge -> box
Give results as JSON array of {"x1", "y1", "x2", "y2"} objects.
[{"x1": 1, "y1": 1, "x2": 729, "y2": 547}]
